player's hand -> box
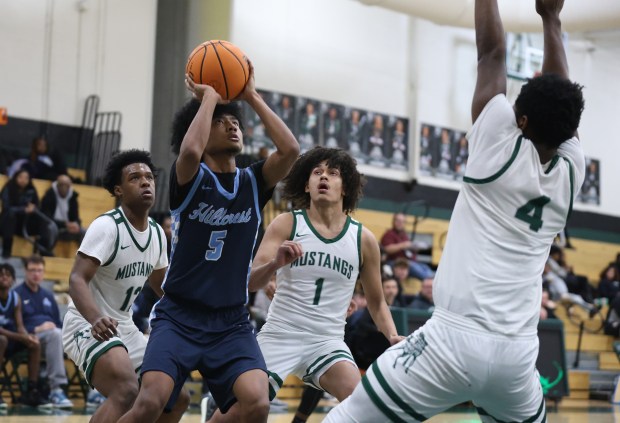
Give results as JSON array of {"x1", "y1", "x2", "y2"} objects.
[
  {"x1": 389, "y1": 334, "x2": 405, "y2": 345},
  {"x1": 274, "y1": 240, "x2": 303, "y2": 268},
  {"x1": 184, "y1": 74, "x2": 228, "y2": 104},
  {"x1": 536, "y1": 0, "x2": 564, "y2": 19},
  {"x1": 19, "y1": 333, "x2": 39, "y2": 347},
  {"x1": 236, "y1": 59, "x2": 256, "y2": 101},
  {"x1": 91, "y1": 316, "x2": 118, "y2": 342}
]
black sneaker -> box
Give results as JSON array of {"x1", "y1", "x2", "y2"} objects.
[{"x1": 21, "y1": 389, "x2": 52, "y2": 408}]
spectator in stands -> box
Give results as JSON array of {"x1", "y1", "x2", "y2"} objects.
[
  {"x1": 8, "y1": 136, "x2": 67, "y2": 181},
  {"x1": 1, "y1": 169, "x2": 57, "y2": 258},
  {"x1": 409, "y1": 277, "x2": 435, "y2": 312},
  {"x1": 41, "y1": 174, "x2": 85, "y2": 244},
  {"x1": 380, "y1": 212, "x2": 434, "y2": 281},
  {"x1": 14, "y1": 255, "x2": 73, "y2": 408},
  {"x1": 348, "y1": 277, "x2": 400, "y2": 370},
  {"x1": 548, "y1": 244, "x2": 594, "y2": 303},
  {"x1": 540, "y1": 287, "x2": 557, "y2": 320},
  {"x1": 392, "y1": 256, "x2": 420, "y2": 298},
  {"x1": 598, "y1": 264, "x2": 620, "y2": 304},
  {"x1": 0, "y1": 263, "x2": 49, "y2": 407},
  {"x1": 542, "y1": 261, "x2": 597, "y2": 316}
]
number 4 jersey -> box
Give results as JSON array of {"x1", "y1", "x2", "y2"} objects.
[
  {"x1": 66, "y1": 207, "x2": 168, "y2": 323},
  {"x1": 433, "y1": 94, "x2": 586, "y2": 336},
  {"x1": 261, "y1": 210, "x2": 362, "y2": 339}
]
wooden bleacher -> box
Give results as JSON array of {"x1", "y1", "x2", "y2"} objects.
[{"x1": 0, "y1": 174, "x2": 115, "y2": 291}]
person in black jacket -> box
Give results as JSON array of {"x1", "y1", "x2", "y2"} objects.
[
  {"x1": 40, "y1": 174, "x2": 84, "y2": 242},
  {"x1": 1, "y1": 169, "x2": 56, "y2": 257}
]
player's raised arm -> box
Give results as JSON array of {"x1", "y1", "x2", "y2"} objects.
[
  {"x1": 175, "y1": 78, "x2": 223, "y2": 186},
  {"x1": 69, "y1": 253, "x2": 118, "y2": 341},
  {"x1": 472, "y1": 0, "x2": 507, "y2": 123},
  {"x1": 238, "y1": 61, "x2": 299, "y2": 188},
  {"x1": 359, "y1": 228, "x2": 403, "y2": 345},
  {"x1": 249, "y1": 213, "x2": 302, "y2": 292},
  {"x1": 537, "y1": 0, "x2": 569, "y2": 80}
]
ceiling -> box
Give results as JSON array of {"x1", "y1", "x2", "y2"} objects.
[{"x1": 356, "y1": 0, "x2": 620, "y2": 33}]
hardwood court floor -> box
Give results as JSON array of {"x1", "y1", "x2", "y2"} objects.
[{"x1": 0, "y1": 399, "x2": 618, "y2": 422}]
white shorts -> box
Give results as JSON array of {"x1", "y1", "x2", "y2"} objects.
[
  {"x1": 257, "y1": 330, "x2": 356, "y2": 398},
  {"x1": 62, "y1": 309, "x2": 147, "y2": 386},
  {"x1": 324, "y1": 313, "x2": 545, "y2": 422}
]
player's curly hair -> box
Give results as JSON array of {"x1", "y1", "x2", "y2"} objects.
[
  {"x1": 170, "y1": 99, "x2": 245, "y2": 154},
  {"x1": 102, "y1": 149, "x2": 157, "y2": 196},
  {"x1": 282, "y1": 146, "x2": 365, "y2": 214},
  {"x1": 515, "y1": 73, "x2": 585, "y2": 149}
]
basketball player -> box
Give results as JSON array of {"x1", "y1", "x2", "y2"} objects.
[
  {"x1": 63, "y1": 150, "x2": 188, "y2": 423},
  {"x1": 208, "y1": 147, "x2": 403, "y2": 422},
  {"x1": 118, "y1": 61, "x2": 299, "y2": 423},
  {"x1": 324, "y1": 0, "x2": 585, "y2": 421}
]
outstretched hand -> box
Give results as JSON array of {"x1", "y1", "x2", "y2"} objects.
[
  {"x1": 536, "y1": 0, "x2": 565, "y2": 19},
  {"x1": 274, "y1": 240, "x2": 303, "y2": 269},
  {"x1": 184, "y1": 74, "x2": 228, "y2": 104}
]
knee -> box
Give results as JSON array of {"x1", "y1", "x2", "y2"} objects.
[
  {"x1": 108, "y1": 380, "x2": 139, "y2": 410},
  {"x1": 171, "y1": 389, "x2": 190, "y2": 414},
  {"x1": 239, "y1": 395, "x2": 270, "y2": 419}
]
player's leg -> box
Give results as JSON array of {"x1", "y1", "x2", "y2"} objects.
[
  {"x1": 89, "y1": 346, "x2": 140, "y2": 423},
  {"x1": 207, "y1": 369, "x2": 269, "y2": 423},
  {"x1": 318, "y1": 360, "x2": 360, "y2": 401},
  {"x1": 291, "y1": 386, "x2": 323, "y2": 423},
  {"x1": 155, "y1": 386, "x2": 191, "y2": 423},
  {"x1": 473, "y1": 336, "x2": 546, "y2": 423},
  {"x1": 117, "y1": 316, "x2": 194, "y2": 423}
]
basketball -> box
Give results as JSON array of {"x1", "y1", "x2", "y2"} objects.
[{"x1": 186, "y1": 40, "x2": 250, "y2": 100}]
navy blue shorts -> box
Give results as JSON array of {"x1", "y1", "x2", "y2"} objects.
[{"x1": 141, "y1": 296, "x2": 267, "y2": 413}]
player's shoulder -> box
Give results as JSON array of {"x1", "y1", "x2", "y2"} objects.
[
  {"x1": 268, "y1": 211, "x2": 295, "y2": 239},
  {"x1": 87, "y1": 210, "x2": 121, "y2": 233}
]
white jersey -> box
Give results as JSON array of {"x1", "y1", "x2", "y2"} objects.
[
  {"x1": 261, "y1": 210, "x2": 362, "y2": 338},
  {"x1": 67, "y1": 207, "x2": 168, "y2": 323},
  {"x1": 434, "y1": 94, "x2": 585, "y2": 336}
]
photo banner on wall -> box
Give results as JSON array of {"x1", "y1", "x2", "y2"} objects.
[
  {"x1": 577, "y1": 158, "x2": 600, "y2": 205},
  {"x1": 241, "y1": 89, "x2": 410, "y2": 176},
  {"x1": 419, "y1": 123, "x2": 468, "y2": 181}
]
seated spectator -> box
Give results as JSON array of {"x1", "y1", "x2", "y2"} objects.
[
  {"x1": 548, "y1": 244, "x2": 594, "y2": 303},
  {"x1": 8, "y1": 136, "x2": 67, "y2": 181},
  {"x1": 392, "y1": 257, "x2": 421, "y2": 298},
  {"x1": 14, "y1": 255, "x2": 73, "y2": 408},
  {"x1": 409, "y1": 277, "x2": 434, "y2": 312},
  {"x1": 380, "y1": 212, "x2": 434, "y2": 281},
  {"x1": 540, "y1": 287, "x2": 557, "y2": 320},
  {"x1": 542, "y1": 261, "x2": 597, "y2": 316},
  {"x1": 1, "y1": 169, "x2": 57, "y2": 257},
  {"x1": 0, "y1": 263, "x2": 49, "y2": 407},
  {"x1": 604, "y1": 293, "x2": 620, "y2": 337},
  {"x1": 41, "y1": 174, "x2": 85, "y2": 244},
  {"x1": 348, "y1": 277, "x2": 400, "y2": 370},
  {"x1": 598, "y1": 264, "x2": 620, "y2": 304}
]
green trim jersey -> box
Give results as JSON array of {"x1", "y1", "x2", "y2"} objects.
[
  {"x1": 434, "y1": 94, "x2": 586, "y2": 336},
  {"x1": 66, "y1": 207, "x2": 168, "y2": 323},
  {"x1": 261, "y1": 210, "x2": 362, "y2": 338}
]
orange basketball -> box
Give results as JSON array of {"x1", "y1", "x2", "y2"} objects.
[{"x1": 186, "y1": 40, "x2": 250, "y2": 100}]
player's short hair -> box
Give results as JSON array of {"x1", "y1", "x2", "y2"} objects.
[
  {"x1": 393, "y1": 258, "x2": 410, "y2": 269},
  {"x1": 102, "y1": 149, "x2": 157, "y2": 196},
  {"x1": 515, "y1": 73, "x2": 584, "y2": 149},
  {"x1": 282, "y1": 146, "x2": 365, "y2": 214},
  {"x1": 0, "y1": 263, "x2": 16, "y2": 280},
  {"x1": 170, "y1": 99, "x2": 245, "y2": 154}
]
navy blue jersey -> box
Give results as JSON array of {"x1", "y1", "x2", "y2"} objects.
[
  {"x1": 163, "y1": 160, "x2": 271, "y2": 309},
  {"x1": 0, "y1": 291, "x2": 18, "y2": 332}
]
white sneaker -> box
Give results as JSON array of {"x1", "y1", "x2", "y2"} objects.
[{"x1": 49, "y1": 388, "x2": 73, "y2": 409}]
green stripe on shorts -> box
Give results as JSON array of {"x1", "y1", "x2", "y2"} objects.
[
  {"x1": 371, "y1": 361, "x2": 427, "y2": 421},
  {"x1": 83, "y1": 340, "x2": 126, "y2": 386},
  {"x1": 361, "y1": 375, "x2": 408, "y2": 423}
]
